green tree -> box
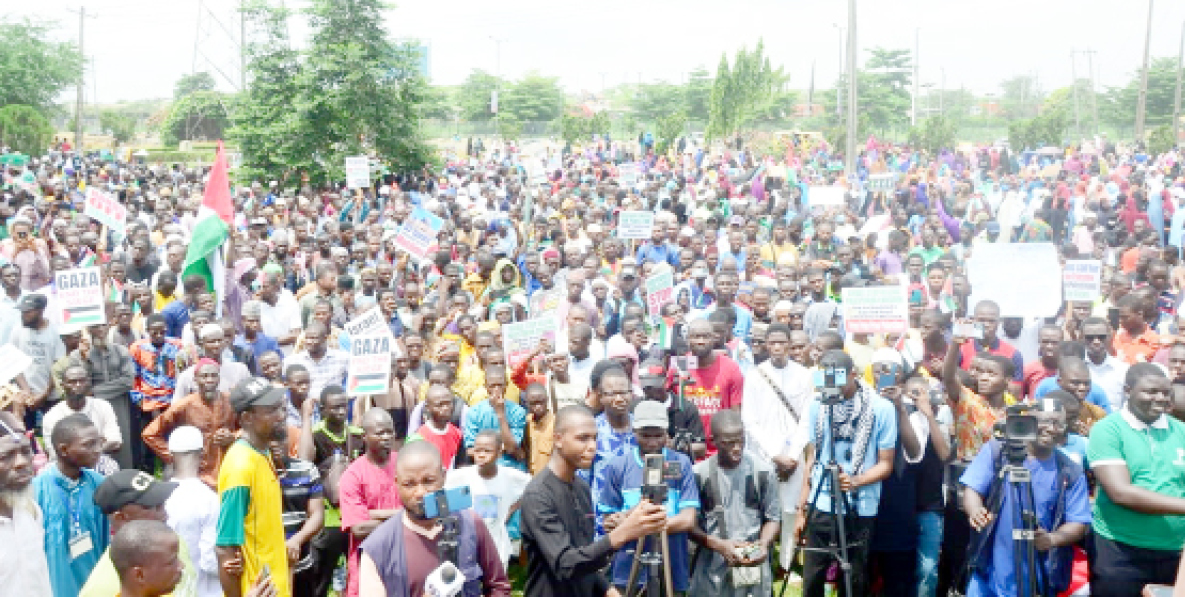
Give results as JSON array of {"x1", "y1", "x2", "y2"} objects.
[
  {"x1": 655, "y1": 112, "x2": 688, "y2": 154},
  {"x1": 630, "y1": 82, "x2": 687, "y2": 123},
  {"x1": 458, "y1": 70, "x2": 502, "y2": 121},
  {"x1": 173, "y1": 72, "x2": 217, "y2": 100},
  {"x1": 299, "y1": 0, "x2": 434, "y2": 183},
  {"x1": 998, "y1": 75, "x2": 1043, "y2": 119},
  {"x1": 1148, "y1": 124, "x2": 1174, "y2": 156},
  {"x1": 502, "y1": 73, "x2": 564, "y2": 123},
  {"x1": 560, "y1": 113, "x2": 588, "y2": 146},
  {"x1": 0, "y1": 19, "x2": 83, "y2": 114},
  {"x1": 685, "y1": 66, "x2": 713, "y2": 121},
  {"x1": 231, "y1": 0, "x2": 307, "y2": 185},
  {"x1": 421, "y1": 85, "x2": 456, "y2": 120},
  {"x1": 99, "y1": 110, "x2": 136, "y2": 144},
  {"x1": 160, "y1": 91, "x2": 231, "y2": 147},
  {"x1": 908, "y1": 115, "x2": 956, "y2": 153},
  {"x1": 862, "y1": 48, "x2": 913, "y2": 130},
  {"x1": 706, "y1": 40, "x2": 785, "y2": 140},
  {"x1": 0, "y1": 104, "x2": 53, "y2": 154},
  {"x1": 1100, "y1": 57, "x2": 1184, "y2": 130}
]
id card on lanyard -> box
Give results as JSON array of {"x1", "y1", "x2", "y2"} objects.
[{"x1": 57, "y1": 482, "x2": 94, "y2": 561}]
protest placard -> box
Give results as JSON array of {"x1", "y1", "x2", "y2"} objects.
[
  {"x1": 617, "y1": 211, "x2": 655, "y2": 239},
  {"x1": 345, "y1": 156, "x2": 370, "y2": 189},
  {"x1": 842, "y1": 285, "x2": 909, "y2": 334},
  {"x1": 619, "y1": 163, "x2": 639, "y2": 188},
  {"x1": 84, "y1": 188, "x2": 127, "y2": 237},
  {"x1": 966, "y1": 243, "x2": 1062, "y2": 318},
  {"x1": 502, "y1": 318, "x2": 559, "y2": 369},
  {"x1": 56, "y1": 266, "x2": 106, "y2": 326},
  {"x1": 808, "y1": 186, "x2": 847, "y2": 207},
  {"x1": 347, "y1": 333, "x2": 393, "y2": 396},
  {"x1": 344, "y1": 306, "x2": 393, "y2": 339},
  {"x1": 644, "y1": 268, "x2": 675, "y2": 318},
  {"x1": 1063, "y1": 260, "x2": 1102, "y2": 302},
  {"x1": 0, "y1": 345, "x2": 33, "y2": 387},
  {"x1": 866, "y1": 173, "x2": 897, "y2": 192},
  {"x1": 392, "y1": 206, "x2": 445, "y2": 260}
]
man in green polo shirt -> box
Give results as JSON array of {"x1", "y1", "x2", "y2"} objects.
[{"x1": 1088, "y1": 363, "x2": 1185, "y2": 596}]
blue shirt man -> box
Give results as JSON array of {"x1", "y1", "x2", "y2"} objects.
[
  {"x1": 635, "y1": 240, "x2": 680, "y2": 269},
  {"x1": 1033, "y1": 376, "x2": 1112, "y2": 413},
  {"x1": 960, "y1": 437, "x2": 1091, "y2": 597},
  {"x1": 34, "y1": 462, "x2": 109, "y2": 597},
  {"x1": 160, "y1": 298, "x2": 191, "y2": 339},
  {"x1": 596, "y1": 403, "x2": 700, "y2": 593},
  {"x1": 463, "y1": 397, "x2": 527, "y2": 471}
]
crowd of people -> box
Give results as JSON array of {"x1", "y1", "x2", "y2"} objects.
[{"x1": 0, "y1": 133, "x2": 1184, "y2": 597}]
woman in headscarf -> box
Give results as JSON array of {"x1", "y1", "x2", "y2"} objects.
[
  {"x1": 1119, "y1": 193, "x2": 1151, "y2": 235},
  {"x1": 0, "y1": 216, "x2": 51, "y2": 291},
  {"x1": 481, "y1": 258, "x2": 524, "y2": 317}
]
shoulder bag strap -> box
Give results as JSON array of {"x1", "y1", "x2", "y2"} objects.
[
  {"x1": 708, "y1": 456, "x2": 729, "y2": 541},
  {"x1": 756, "y1": 365, "x2": 800, "y2": 422}
]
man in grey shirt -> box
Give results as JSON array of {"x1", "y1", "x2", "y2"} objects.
[
  {"x1": 688, "y1": 410, "x2": 781, "y2": 597},
  {"x1": 11, "y1": 294, "x2": 66, "y2": 411},
  {"x1": 68, "y1": 321, "x2": 136, "y2": 469}
]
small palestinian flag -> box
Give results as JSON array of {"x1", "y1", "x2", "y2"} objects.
[
  {"x1": 63, "y1": 304, "x2": 104, "y2": 325},
  {"x1": 349, "y1": 372, "x2": 389, "y2": 395}
]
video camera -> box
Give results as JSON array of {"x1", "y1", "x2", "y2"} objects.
[
  {"x1": 813, "y1": 364, "x2": 849, "y2": 405},
  {"x1": 993, "y1": 404, "x2": 1038, "y2": 467},
  {"x1": 642, "y1": 453, "x2": 682, "y2": 505}
]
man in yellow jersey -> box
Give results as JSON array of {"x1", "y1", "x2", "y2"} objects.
[{"x1": 215, "y1": 377, "x2": 290, "y2": 597}]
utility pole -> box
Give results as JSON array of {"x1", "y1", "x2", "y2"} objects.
[
  {"x1": 1174, "y1": 20, "x2": 1184, "y2": 148},
  {"x1": 73, "y1": 6, "x2": 86, "y2": 153},
  {"x1": 240, "y1": 0, "x2": 247, "y2": 91},
  {"x1": 1072, "y1": 50, "x2": 1082, "y2": 141},
  {"x1": 833, "y1": 24, "x2": 843, "y2": 118},
  {"x1": 1086, "y1": 49, "x2": 1100, "y2": 134},
  {"x1": 1135, "y1": 0, "x2": 1155, "y2": 141},
  {"x1": 845, "y1": 0, "x2": 857, "y2": 176},
  {"x1": 912, "y1": 27, "x2": 919, "y2": 127}
]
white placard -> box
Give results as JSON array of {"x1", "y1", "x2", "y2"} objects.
[
  {"x1": 966, "y1": 243, "x2": 1062, "y2": 318},
  {"x1": 1063, "y1": 260, "x2": 1102, "y2": 302},
  {"x1": 808, "y1": 186, "x2": 847, "y2": 207},
  {"x1": 345, "y1": 156, "x2": 370, "y2": 190}
]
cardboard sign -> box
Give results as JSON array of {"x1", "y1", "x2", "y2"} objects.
[
  {"x1": 842, "y1": 285, "x2": 908, "y2": 334},
  {"x1": 392, "y1": 206, "x2": 445, "y2": 260},
  {"x1": 502, "y1": 318, "x2": 559, "y2": 370},
  {"x1": 84, "y1": 188, "x2": 127, "y2": 236},
  {"x1": 644, "y1": 268, "x2": 675, "y2": 318},
  {"x1": 1063, "y1": 260, "x2": 1102, "y2": 302},
  {"x1": 347, "y1": 333, "x2": 393, "y2": 396},
  {"x1": 528, "y1": 288, "x2": 563, "y2": 319},
  {"x1": 619, "y1": 163, "x2": 640, "y2": 188},
  {"x1": 616, "y1": 211, "x2": 655, "y2": 239},
  {"x1": 55, "y1": 267, "x2": 106, "y2": 326},
  {"x1": 344, "y1": 306, "x2": 394, "y2": 339},
  {"x1": 966, "y1": 243, "x2": 1062, "y2": 318},
  {"x1": 345, "y1": 156, "x2": 370, "y2": 190},
  {"x1": 866, "y1": 173, "x2": 897, "y2": 192},
  {"x1": 808, "y1": 186, "x2": 847, "y2": 207}
]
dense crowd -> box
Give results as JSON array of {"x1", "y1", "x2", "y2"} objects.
[{"x1": 0, "y1": 134, "x2": 1184, "y2": 597}]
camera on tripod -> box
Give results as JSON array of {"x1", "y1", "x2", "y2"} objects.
[
  {"x1": 993, "y1": 404, "x2": 1038, "y2": 469},
  {"x1": 812, "y1": 364, "x2": 849, "y2": 405},
  {"x1": 642, "y1": 453, "x2": 681, "y2": 505}
]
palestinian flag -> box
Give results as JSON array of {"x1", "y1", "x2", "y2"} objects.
[
  {"x1": 63, "y1": 304, "x2": 104, "y2": 325},
  {"x1": 349, "y1": 372, "x2": 389, "y2": 395},
  {"x1": 181, "y1": 141, "x2": 233, "y2": 312}
]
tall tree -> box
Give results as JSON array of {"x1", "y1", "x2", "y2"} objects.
[
  {"x1": 1100, "y1": 57, "x2": 1184, "y2": 129},
  {"x1": 998, "y1": 75, "x2": 1044, "y2": 119},
  {"x1": 630, "y1": 82, "x2": 687, "y2": 123},
  {"x1": 862, "y1": 48, "x2": 913, "y2": 130},
  {"x1": 457, "y1": 70, "x2": 502, "y2": 122},
  {"x1": 685, "y1": 66, "x2": 713, "y2": 121},
  {"x1": 99, "y1": 110, "x2": 136, "y2": 144},
  {"x1": 706, "y1": 40, "x2": 784, "y2": 140},
  {"x1": 231, "y1": 0, "x2": 307, "y2": 185},
  {"x1": 300, "y1": 0, "x2": 433, "y2": 183},
  {"x1": 502, "y1": 73, "x2": 564, "y2": 123},
  {"x1": 0, "y1": 104, "x2": 53, "y2": 154},
  {"x1": 0, "y1": 19, "x2": 83, "y2": 115},
  {"x1": 173, "y1": 72, "x2": 217, "y2": 100}
]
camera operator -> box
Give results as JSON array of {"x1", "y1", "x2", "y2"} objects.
[
  {"x1": 792, "y1": 349, "x2": 897, "y2": 597},
  {"x1": 636, "y1": 358, "x2": 704, "y2": 461},
  {"x1": 520, "y1": 405, "x2": 667, "y2": 597},
  {"x1": 958, "y1": 399, "x2": 1090, "y2": 596},
  {"x1": 597, "y1": 400, "x2": 700, "y2": 594},
  {"x1": 356, "y1": 440, "x2": 511, "y2": 597},
  {"x1": 1088, "y1": 363, "x2": 1185, "y2": 596}
]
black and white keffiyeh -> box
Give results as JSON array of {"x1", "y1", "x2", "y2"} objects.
[{"x1": 814, "y1": 379, "x2": 877, "y2": 476}]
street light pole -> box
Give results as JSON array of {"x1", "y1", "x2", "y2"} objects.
[
  {"x1": 1072, "y1": 50, "x2": 1082, "y2": 141},
  {"x1": 833, "y1": 24, "x2": 844, "y2": 118},
  {"x1": 1135, "y1": 0, "x2": 1155, "y2": 141},
  {"x1": 845, "y1": 0, "x2": 858, "y2": 177}
]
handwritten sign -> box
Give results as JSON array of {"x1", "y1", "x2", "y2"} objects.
[
  {"x1": 619, "y1": 163, "x2": 640, "y2": 188},
  {"x1": 502, "y1": 318, "x2": 559, "y2": 370},
  {"x1": 84, "y1": 188, "x2": 127, "y2": 236},
  {"x1": 644, "y1": 268, "x2": 675, "y2": 318},
  {"x1": 392, "y1": 206, "x2": 445, "y2": 260},
  {"x1": 347, "y1": 334, "x2": 393, "y2": 396},
  {"x1": 345, "y1": 156, "x2": 370, "y2": 189},
  {"x1": 1063, "y1": 260, "x2": 1102, "y2": 302},
  {"x1": 841, "y1": 286, "x2": 908, "y2": 334},
  {"x1": 55, "y1": 267, "x2": 106, "y2": 326},
  {"x1": 866, "y1": 173, "x2": 897, "y2": 192},
  {"x1": 344, "y1": 306, "x2": 393, "y2": 339},
  {"x1": 616, "y1": 211, "x2": 655, "y2": 239}
]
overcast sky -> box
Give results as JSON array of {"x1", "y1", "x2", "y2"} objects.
[{"x1": 10, "y1": 0, "x2": 1185, "y2": 104}]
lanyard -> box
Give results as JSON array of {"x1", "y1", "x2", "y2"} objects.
[{"x1": 54, "y1": 479, "x2": 84, "y2": 536}]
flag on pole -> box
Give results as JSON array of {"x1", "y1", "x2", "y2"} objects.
[{"x1": 181, "y1": 140, "x2": 232, "y2": 312}]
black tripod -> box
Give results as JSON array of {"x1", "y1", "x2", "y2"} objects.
[
  {"x1": 623, "y1": 530, "x2": 674, "y2": 597},
  {"x1": 788, "y1": 397, "x2": 859, "y2": 597},
  {"x1": 966, "y1": 445, "x2": 1049, "y2": 597}
]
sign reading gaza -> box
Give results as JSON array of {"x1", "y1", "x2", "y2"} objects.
[
  {"x1": 56, "y1": 266, "x2": 106, "y2": 325},
  {"x1": 347, "y1": 333, "x2": 393, "y2": 396}
]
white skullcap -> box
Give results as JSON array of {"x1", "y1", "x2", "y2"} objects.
[
  {"x1": 168, "y1": 426, "x2": 204, "y2": 453},
  {"x1": 198, "y1": 323, "x2": 224, "y2": 340},
  {"x1": 773, "y1": 300, "x2": 795, "y2": 313}
]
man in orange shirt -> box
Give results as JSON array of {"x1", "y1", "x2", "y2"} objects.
[
  {"x1": 142, "y1": 359, "x2": 236, "y2": 488},
  {"x1": 1112, "y1": 294, "x2": 1160, "y2": 364}
]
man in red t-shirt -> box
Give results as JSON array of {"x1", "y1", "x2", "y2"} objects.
[
  {"x1": 1022, "y1": 324, "x2": 1064, "y2": 398},
  {"x1": 669, "y1": 319, "x2": 743, "y2": 456},
  {"x1": 409, "y1": 385, "x2": 463, "y2": 469}
]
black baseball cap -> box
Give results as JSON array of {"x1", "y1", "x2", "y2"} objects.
[
  {"x1": 229, "y1": 377, "x2": 287, "y2": 413},
  {"x1": 638, "y1": 359, "x2": 668, "y2": 387},
  {"x1": 16, "y1": 293, "x2": 47, "y2": 312},
  {"x1": 93, "y1": 470, "x2": 178, "y2": 515}
]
